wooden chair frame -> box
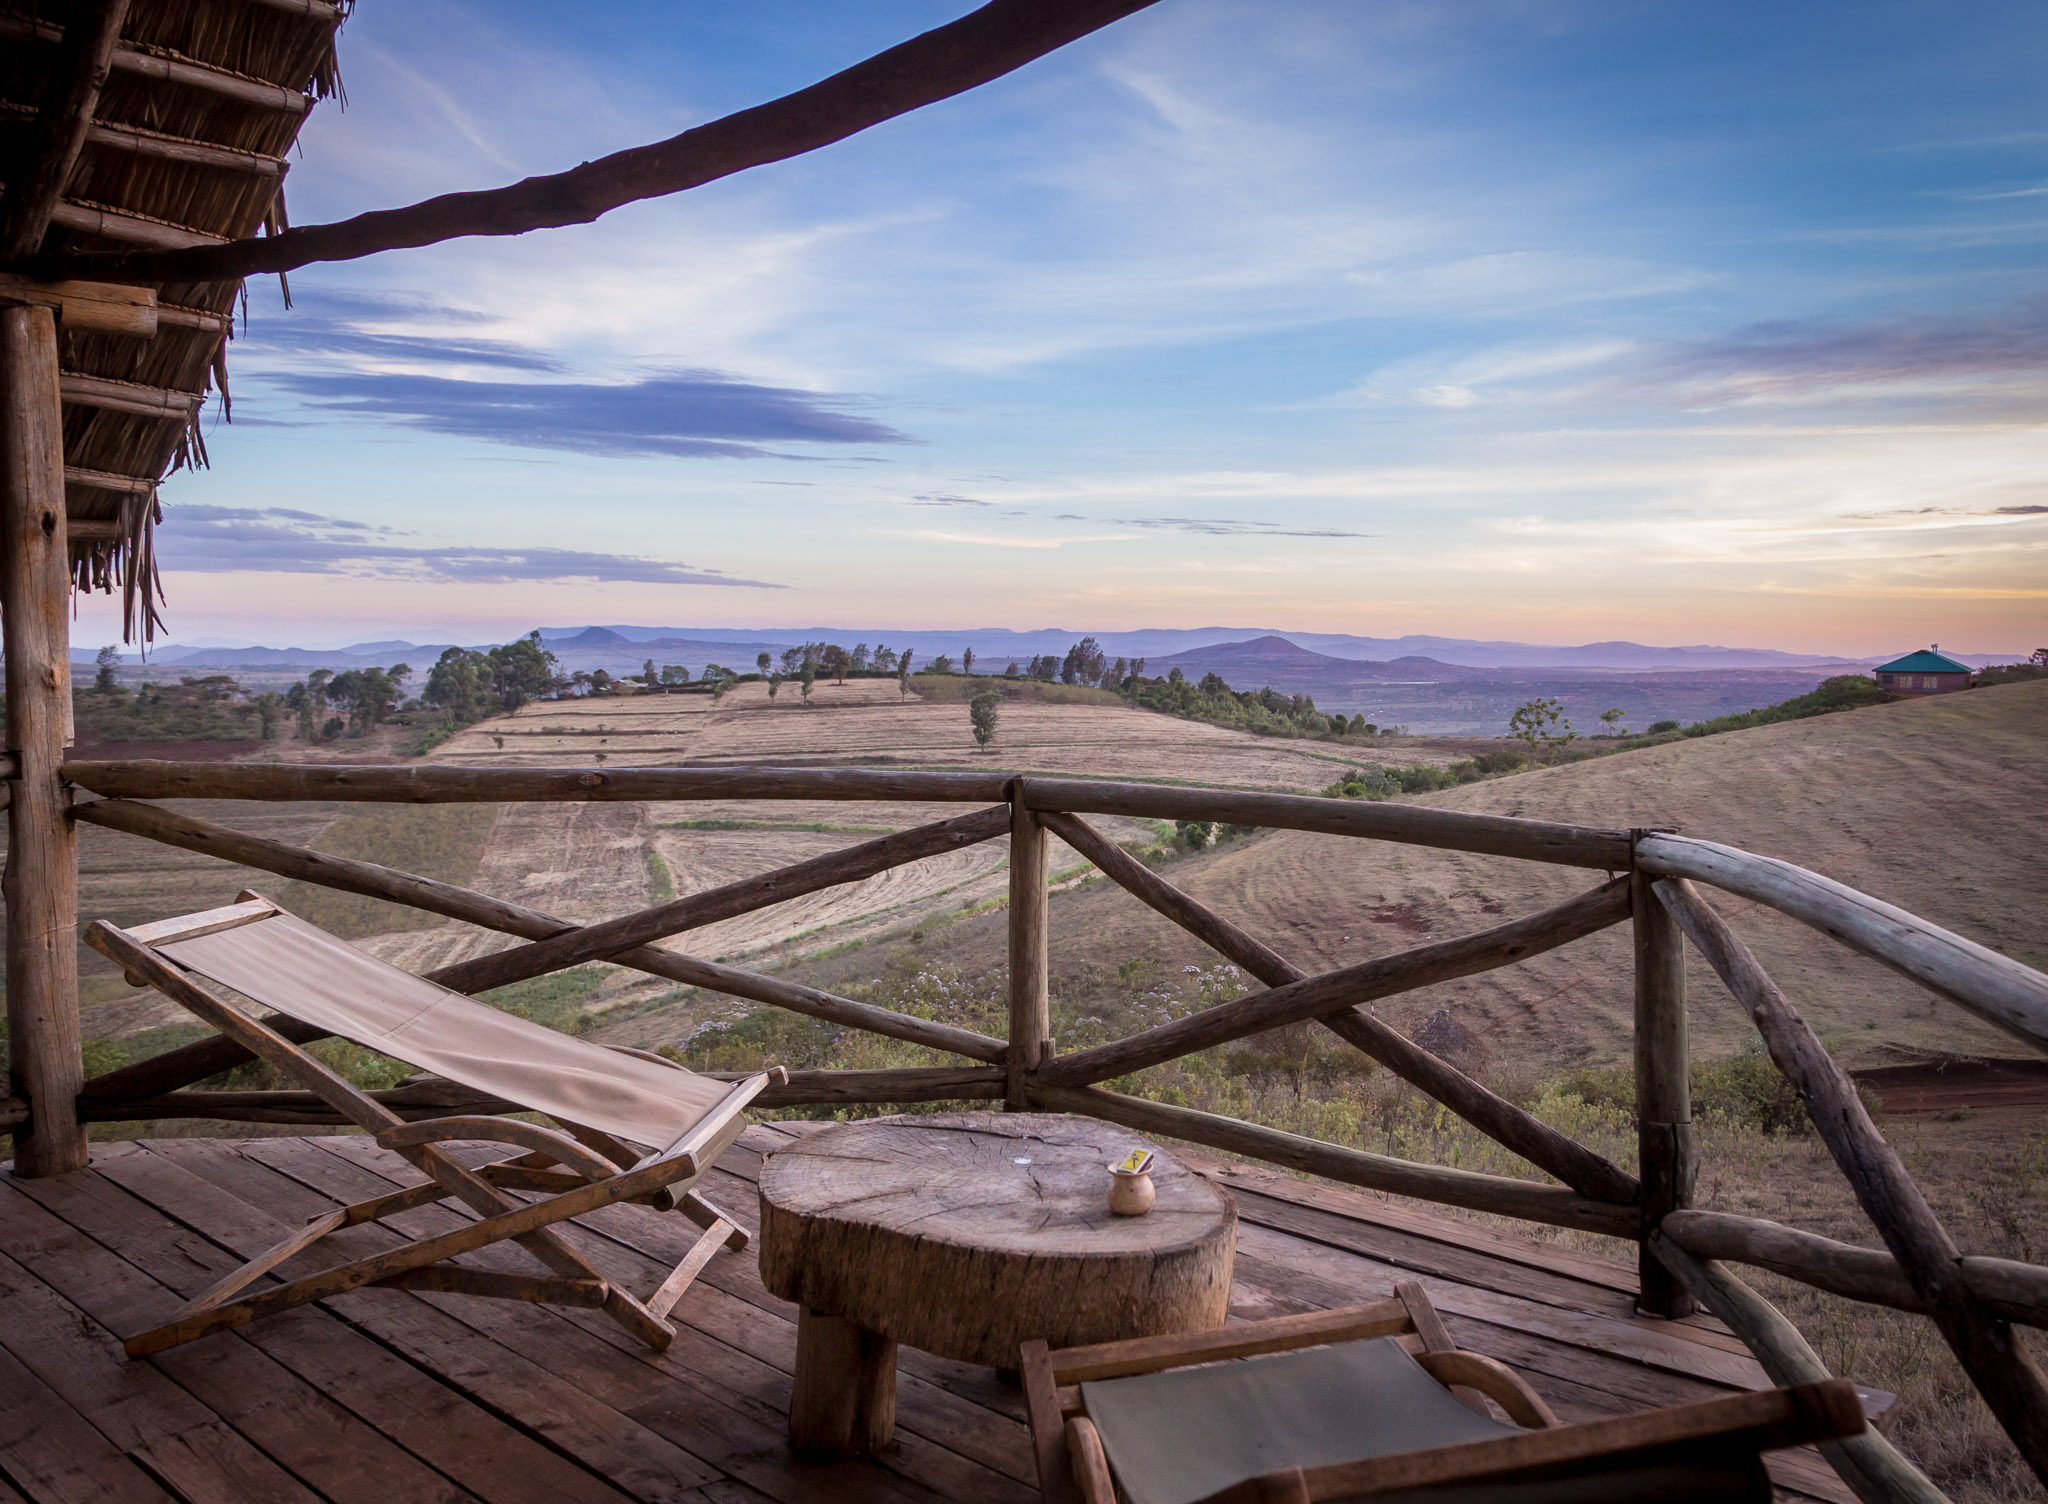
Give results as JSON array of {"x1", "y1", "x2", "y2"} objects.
[
  {"x1": 1020, "y1": 1280, "x2": 1865, "y2": 1504},
  {"x1": 85, "y1": 902, "x2": 782, "y2": 1359}
]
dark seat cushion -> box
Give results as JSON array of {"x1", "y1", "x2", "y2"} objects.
[{"x1": 1081, "y1": 1337, "x2": 1769, "y2": 1504}]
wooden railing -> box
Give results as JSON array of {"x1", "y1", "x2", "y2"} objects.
[{"x1": 38, "y1": 759, "x2": 2048, "y2": 1503}]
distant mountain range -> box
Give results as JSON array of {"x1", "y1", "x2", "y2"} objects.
[{"x1": 94, "y1": 623, "x2": 2022, "y2": 674}]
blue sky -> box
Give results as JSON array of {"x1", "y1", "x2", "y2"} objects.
[{"x1": 87, "y1": 1, "x2": 2048, "y2": 655}]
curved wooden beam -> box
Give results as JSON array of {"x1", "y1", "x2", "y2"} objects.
[
  {"x1": 1637, "y1": 833, "x2": 2048, "y2": 1053},
  {"x1": 1662, "y1": 1208, "x2": 2048, "y2": 1330},
  {"x1": 1651, "y1": 1234, "x2": 1950, "y2": 1504},
  {"x1": 19, "y1": 0, "x2": 1164, "y2": 284}
]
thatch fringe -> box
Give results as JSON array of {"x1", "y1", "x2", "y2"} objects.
[{"x1": 11, "y1": 0, "x2": 346, "y2": 641}]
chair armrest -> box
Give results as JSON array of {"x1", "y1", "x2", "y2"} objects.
[
  {"x1": 1413, "y1": 1350, "x2": 1560, "y2": 1429},
  {"x1": 1065, "y1": 1417, "x2": 1119, "y2": 1504},
  {"x1": 1049, "y1": 1297, "x2": 1414, "y2": 1383}
]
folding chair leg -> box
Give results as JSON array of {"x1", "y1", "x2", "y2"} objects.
[
  {"x1": 680, "y1": 1189, "x2": 750, "y2": 1252},
  {"x1": 646, "y1": 1214, "x2": 742, "y2": 1320}
]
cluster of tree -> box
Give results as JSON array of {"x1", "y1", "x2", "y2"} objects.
[
  {"x1": 69, "y1": 655, "x2": 275, "y2": 743},
  {"x1": 1125, "y1": 665, "x2": 1385, "y2": 742},
  {"x1": 1000, "y1": 637, "x2": 1145, "y2": 688}
]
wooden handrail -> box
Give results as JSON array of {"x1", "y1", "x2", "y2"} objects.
[
  {"x1": 1038, "y1": 809, "x2": 1638, "y2": 1204},
  {"x1": 1637, "y1": 833, "x2": 2048, "y2": 1054},
  {"x1": 76, "y1": 1067, "x2": 1002, "y2": 1124},
  {"x1": 62, "y1": 760, "x2": 1015, "y2": 804},
  {"x1": 1027, "y1": 1083, "x2": 1639, "y2": 1238},
  {"x1": 1661, "y1": 1209, "x2": 2048, "y2": 1329},
  {"x1": 1038, "y1": 878, "x2": 1632, "y2": 1087},
  {"x1": 1023, "y1": 776, "x2": 1632, "y2": 869},
  {"x1": 1654, "y1": 877, "x2": 2048, "y2": 1479}
]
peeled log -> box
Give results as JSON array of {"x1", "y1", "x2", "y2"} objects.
[{"x1": 758, "y1": 1113, "x2": 1235, "y2": 1368}]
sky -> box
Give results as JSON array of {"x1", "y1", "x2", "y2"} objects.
[{"x1": 81, "y1": 0, "x2": 2048, "y2": 657}]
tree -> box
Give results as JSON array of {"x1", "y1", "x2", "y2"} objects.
[
  {"x1": 928, "y1": 653, "x2": 954, "y2": 675},
  {"x1": 969, "y1": 689, "x2": 1000, "y2": 748},
  {"x1": 93, "y1": 645, "x2": 120, "y2": 695},
  {"x1": 874, "y1": 644, "x2": 895, "y2": 673},
  {"x1": 255, "y1": 691, "x2": 283, "y2": 739},
  {"x1": 1128, "y1": 657, "x2": 1146, "y2": 683},
  {"x1": 851, "y1": 643, "x2": 870, "y2": 673},
  {"x1": 768, "y1": 671, "x2": 782, "y2": 699},
  {"x1": 487, "y1": 632, "x2": 559, "y2": 710},
  {"x1": 826, "y1": 644, "x2": 851, "y2": 684},
  {"x1": 897, "y1": 652, "x2": 913, "y2": 698},
  {"x1": 643, "y1": 658, "x2": 660, "y2": 690},
  {"x1": 1004, "y1": 661, "x2": 1020, "y2": 677},
  {"x1": 800, "y1": 659, "x2": 817, "y2": 706},
  {"x1": 589, "y1": 668, "x2": 614, "y2": 697},
  {"x1": 660, "y1": 663, "x2": 691, "y2": 687},
  {"x1": 757, "y1": 651, "x2": 772, "y2": 678},
  {"x1": 1108, "y1": 656, "x2": 1127, "y2": 689},
  {"x1": 961, "y1": 647, "x2": 975, "y2": 676},
  {"x1": 1509, "y1": 697, "x2": 1573, "y2": 752},
  {"x1": 2033, "y1": 648, "x2": 2048, "y2": 667},
  {"x1": 1061, "y1": 636, "x2": 1105, "y2": 686},
  {"x1": 780, "y1": 647, "x2": 803, "y2": 676},
  {"x1": 1599, "y1": 706, "x2": 1626, "y2": 735}
]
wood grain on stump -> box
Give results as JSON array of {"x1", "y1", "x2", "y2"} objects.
[{"x1": 759, "y1": 1113, "x2": 1236, "y2": 1369}]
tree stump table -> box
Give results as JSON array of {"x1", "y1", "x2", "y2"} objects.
[{"x1": 758, "y1": 1112, "x2": 1236, "y2": 1458}]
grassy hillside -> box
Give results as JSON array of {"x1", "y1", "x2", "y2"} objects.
[{"x1": 830, "y1": 680, "x2": 2044, "y2": 1079}]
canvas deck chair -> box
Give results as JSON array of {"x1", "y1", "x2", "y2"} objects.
[
  {"x1": 87, "y1": 893, "x2": 784, "y2": 1360},
  {"x1": 1021, "y1": 1281, "x2": 1866, "y2": 1504}
]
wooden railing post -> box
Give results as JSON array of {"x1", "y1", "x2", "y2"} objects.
[
  {"x1": 1632, "y1": 858, "x2": 1694, "y2": 1316},
  {"x1": 1007, "y1": 783, "x2": 1050, "y2": 1108},
  {"x1": 1, "y1": 302, "x2": 87, "y2": 1175}
]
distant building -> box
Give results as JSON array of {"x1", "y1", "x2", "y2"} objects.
[{"x1": 1873, "y1": 646, "x2": 1972, "y2": 697}]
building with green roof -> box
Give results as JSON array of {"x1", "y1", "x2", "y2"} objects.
[{"x1": 1873, "y1": 646, "x2": 1972, "y2": 697}]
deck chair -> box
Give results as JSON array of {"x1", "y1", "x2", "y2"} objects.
[
  {"x1": 1020, "y1": 1281, "x2": 1867, "y2": 1504},
  {"x1": 87, "y1": 893, "x2": 784, "y2": 1360}
]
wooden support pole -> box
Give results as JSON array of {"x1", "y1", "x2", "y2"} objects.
[
  {"x1": 1, "y1": 303, "x2": 86, "y2": 1175},
  {"x1": 1008, "y1": 785, "x2": 1050, "y2": 1107},
  {"x1": 1632, "y1": 864, "x2": 1694, "y2": 1316},
  {"x1": 1656, "y1": 878, "x2": 2048, "y2": 1484},
  {"x1": 1651, "y1": 1234, "x2": 1950, "y2": 1504}
]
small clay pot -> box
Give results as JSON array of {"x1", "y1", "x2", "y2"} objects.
[{"x1": 1107, "y1": 1168, "x2": 1156, "y2": 1216}]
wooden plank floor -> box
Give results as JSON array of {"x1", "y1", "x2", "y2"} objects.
[{"x1": 0, "y1": 1123, "x2": 1858, "y2": 1504}]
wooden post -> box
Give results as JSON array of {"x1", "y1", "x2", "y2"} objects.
[
  {"x1": 1008, "y1": 782, "x2": 1050, "y2": 1108},
  {"x1": 788, "y1": 1309, "x2": 896, "y2": 1458},
  {"x1": 1, "y1": 303, "x2": 86, "y2": 1175},
  {"x1": 1632, "y1": 861, "x2": 1693, "y2": 1316}
]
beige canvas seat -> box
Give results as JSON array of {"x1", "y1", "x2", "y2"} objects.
[
  {"x1": 1022, "y1": 1281, "x2": 1867, "y2": 1504},
  {"x1": 88, "y1": 893, "x2": 782, "y2": 1359}
]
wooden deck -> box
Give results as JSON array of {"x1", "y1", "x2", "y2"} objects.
[{"x1": 0, "y1": 1121, "x2": 1857, "y2": 1504}]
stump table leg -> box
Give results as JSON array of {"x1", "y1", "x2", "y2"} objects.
[{"x1": 790, "y1": 1308, "x2": 897, "y2": 1458}]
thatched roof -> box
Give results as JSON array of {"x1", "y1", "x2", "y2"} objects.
[{"x1": 2, "y1": 0, "x2": 348, "y2": 639}]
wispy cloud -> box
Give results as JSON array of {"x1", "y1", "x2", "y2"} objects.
[
  {"x1": 159, "y1": 506, "x2": 785, "y2": 587},
  {"x1": 909, "y1": 493, "x2": 992, "y2": 508},
  {"x1": 1107, "y1": 515, "x2": 1375, "y2": 538},
  {"x1": 264, "y1": 369, "x2": 914, "y2": 459}
]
